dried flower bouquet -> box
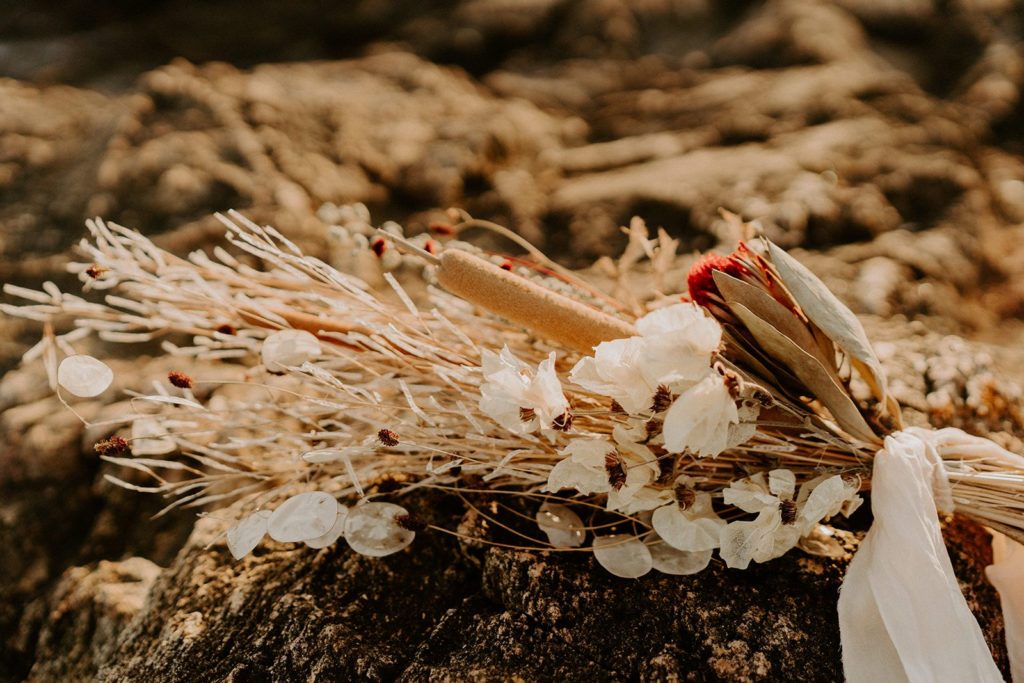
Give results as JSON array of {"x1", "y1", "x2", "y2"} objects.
[{"x1": 3, "y1": 208, "x2": 1024, "y2": 580}]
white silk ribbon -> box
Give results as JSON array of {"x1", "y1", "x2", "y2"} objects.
[{"x1": 838, "y1": 428, "x2": 1006, "y2": 682}]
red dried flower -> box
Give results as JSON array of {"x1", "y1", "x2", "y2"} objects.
[{"x1": 168, "y1": 371, "x2": 193, "y2": 389}]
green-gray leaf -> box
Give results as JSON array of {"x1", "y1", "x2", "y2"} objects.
[{"x1": 766, "y1": 241, "x2": 888, "y2": 404}]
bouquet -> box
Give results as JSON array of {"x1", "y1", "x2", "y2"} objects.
[{"x1": 4, "y1": 207, "x2": 1024, "y2": 681}]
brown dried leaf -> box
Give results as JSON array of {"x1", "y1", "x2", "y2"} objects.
[
  {"x1": 713, "y1": 271, "x2": 831, "y2": 371},
  {"x1": 730, "y1": 301, "x2": 880, "y2": 444}
]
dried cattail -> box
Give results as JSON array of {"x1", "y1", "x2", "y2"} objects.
[
  {"x1": 435, "y1": 249, "x2": 637, "y2": 353},
  {"x1": 95, "y1": 436, "x2": 130, "y2": 456},
  {"x1": 168, "y1": 371, "x2": 193, "y2": 389},
  {"x1": 377, "y1": 429, "x2": 400, "y2": 447},
  {"x1": 605, "y1": 451, "x2": 627, "y2": 491}
]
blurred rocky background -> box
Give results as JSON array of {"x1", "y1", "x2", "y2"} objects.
[{"x1": 2, "y1": 1, "x2": 1024, "y2": 680}]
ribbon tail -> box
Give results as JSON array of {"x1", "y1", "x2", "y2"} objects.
[
  {"x1": 988, "y1": 533, "x2": 1024, "y2": 682},
  {"x1": 839, "y1": 431, "x2": 1004, "y2": 683}
]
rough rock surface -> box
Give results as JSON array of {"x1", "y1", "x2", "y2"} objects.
[{"x1": 2, "y1": 1, "x2": 1024, "y2": 681}]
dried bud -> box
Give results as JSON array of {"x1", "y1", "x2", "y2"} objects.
[
  {"x1": 395, "y1": 513, "x2": 428, "y2": 532},
  {"x1": 428, "y1": 222, "x2": 455, "y2": 236},
  {"x1": 551, "y1": 411, "x2": 573, "y2": 432},
  {"x1": 85, "y1": 264, "x2": 108, "y2": 279},
  {"x1": 645, "y1": 418, "x2": 663, "y2": 440},
  {"x1": 651, "y1": 385, "x2": 674, "y2": 413},
  {"x1": 377, "y1": 429, "x2": 400, "y2": 447},
  {"x1": 168, "y1": 371, "x2": 193, "y2": 389},
  {"x1": 370, "y1": 236, "x2": 387, "y2": 257},
  {"x1": 780, "y1": 499, "x2": 798, "y2": 525},
  {"x1": 605, "y1": 451, "x2": 627, "y2": 491},
  {"x1": 94, "y1": 436, "x2": 130, "y2": 456}
]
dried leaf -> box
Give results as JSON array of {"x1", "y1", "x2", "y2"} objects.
[
  {"x1": 730, "y1": 302, "x2": 878, "y2": 444},
  {"x1": 766, "y1": 242, "x2": 888, "y2": 403},
  {"x1": 713, "y1": 271, "x2": 830, "y2": 370}
]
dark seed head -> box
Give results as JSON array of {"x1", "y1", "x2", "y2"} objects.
[
  {"x1": 674, "y1": 484, "x2": 696, "y2": 510},
  {"x1": 370, "y1": 236, "x2": 387, "y2": 257},
  {"x1": 95, "y1": 436, "x2": 130, "y2": 456},
  {"x1": 780, "y1": 499, "x2": 798, "y2": 525},
  {"x1": 645, "y1": 418, "x2": 663, "y2": 440},
  {"x1": 395, "y1": 513, "x2": 427, "y2": 532},
  {"x1": 551, "y1": 411, "x2": 573, "y2": 432},
  {"x1": 519, "y1": 407, "x2": 536, "y2": 423},
  {"x1": 168, "y1": 371, "x2": 193, "y2": 389},
  {"x1": 85, "y1": 264, "x2": 107, "y2": 279},
  {"x1": 609, "y1": 399, "x2": 626, "y2": 414},
  {"x1": 377, "y1": 428, "x2": 400, "y2": 447},
  {"x1": 216, "y1": 323, "x2": 237, "y2": 335},
  {"x1": 605, "y1": 451, "x2": 627, "y2": 491},
  {"x1": 651, "y1": 385, "x2": 674, "y2": 413}
]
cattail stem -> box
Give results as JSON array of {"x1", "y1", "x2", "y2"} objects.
[{"x1": 436, "y1": 249, "x2": 636, "y2": 353}]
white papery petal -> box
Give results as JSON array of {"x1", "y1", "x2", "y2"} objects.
[
  {"x1": 608, "y1": 485, "x2": 672, "y2": 515},
  {"x1": 570, "y1": 337, "x2": 656, "y2": 414},
  {"x1": 536, "y1": 503, "x2": 585, "y2": 548},
  {"x1": 131, "y1": 418, "x2": 177, "y2": 455},
  {"x1": 528, "y1": 353, "x2": 569, "y2": 426},
  {"x1": 261, "y1": 329, "x2": 321, "y2": 369},
  {"x1": 636, "y1": 303, "x2": 721, "y2": 346},
  {"x1": 564, "y1": 438, "x2": 614, "y2": 468},
  {"x1": 543, "y1": 458, "x2": 609, "y2": 495},
  {"x1": 227, "y1": 510, "x2": 271, "y2": 559},
  {"x1": 719, "y1": 509, "x2": 779, "y2": 569},
  {"x1": 592, "y1": 535, "x2": 653, "y2": 578},
  {"x1": 768, "y1": 469, "x2": 796, "y2": 498},
  {"x1": 480, "y1": 347, "x2": 567, "y2": 433},
  {"x1": 267, "y1": 492, "x2": 338, "y2": 542},
  {"x1": 662, "y1": 374, "x2": 738, "y2": 457},
  {"x1": 800, "y1": 475, "x2": 854, "y2": 525},
  {"x1": 722, "y1": 473, "x2": 776, "y2": 513},
  {"x1": 650, "y1": 542, "x2": 713, "y2": 575},
  {"x1": 652, "y1": 495, "x2": 725, "y2": 552},
  {"x1": 344, "y1": 502, "x2": 415, "y2": 557},
  {"x1": 305, "y1": 505, "x2": 350, "y2": 549},
  {"x1": 57, "y1": 355, "x2": 113, "y2": 397}
]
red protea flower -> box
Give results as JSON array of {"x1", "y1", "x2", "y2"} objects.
[{"x1": 686, "y1": 252, "x2": 750, "y2": 309}]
